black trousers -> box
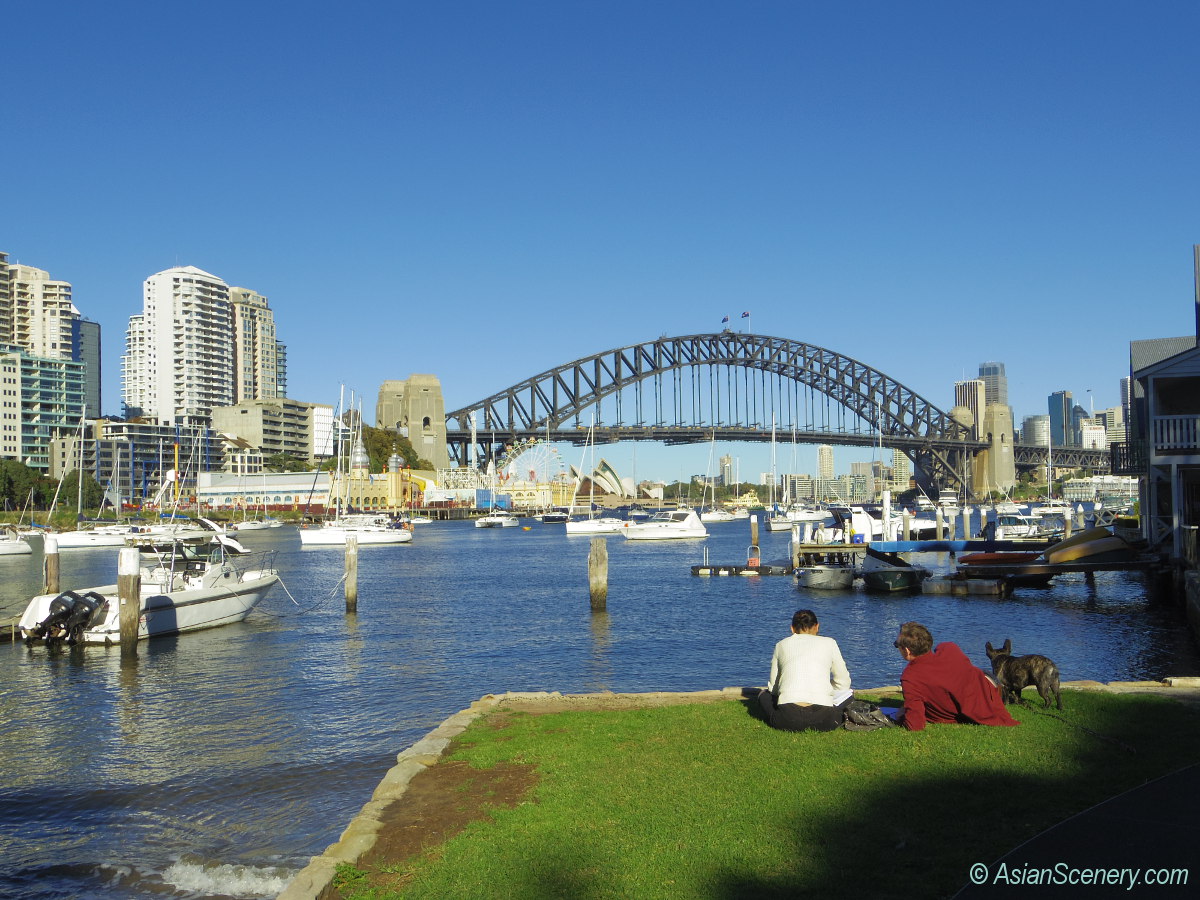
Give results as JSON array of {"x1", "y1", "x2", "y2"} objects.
[{"x1": 758, "y1": 689, "x2": 848, "y2": 732}]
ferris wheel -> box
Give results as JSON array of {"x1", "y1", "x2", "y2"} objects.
[{"x1": 501, "y1": 439, "x2": 568, "y2": 486}]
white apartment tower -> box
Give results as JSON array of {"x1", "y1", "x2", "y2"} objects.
[
  {"x1": 953, "y1": 379, "x2": 986, "y2": 440},
  {"x1": 123, "y1": 266, "x2": 235, "y2": 426},
  {"x1": 230, "y1": 287, "x2": 285, "y2": 401},
  {"x1": 817, "y1": 444, "x2": 834, "y2": 481}
]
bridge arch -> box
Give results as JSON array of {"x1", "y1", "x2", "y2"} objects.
[{"x1": 445, "y1": 332, "x2": 979, "y2": 493}]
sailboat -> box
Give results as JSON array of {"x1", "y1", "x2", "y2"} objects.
[
  {"x1": 299, "y1": 396, "x2": 412, "y2": 546},
  {"x1": 231, "y1": 471, "x2": 283, "y2": 531},
  {"x1": 699, "y1": 432, "x2": 735, "y2": 523},
  {"x1": 565, "y1": 417, "x2": 625, "y2": 535}
]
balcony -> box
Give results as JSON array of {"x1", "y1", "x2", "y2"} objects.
[
  {"x1": 1153, "y1": 415, "x2": 1200, "y2": 453},
  {"x1": 1110, "y1": 441, "x2": 1146, "y2": 475}
]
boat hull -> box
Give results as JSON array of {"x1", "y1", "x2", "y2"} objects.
[
  {"x1": 19, "y1": 573, "x2": 279, "y2": 644},
  {"x1": 298, "y1": 526, "x2": 412, "y2": 545},
  {"x1": 860, "y1": 570, "x2": 922, "y2": 592},
  {"x1": 795, "y1": 565, "x2": 854, "y2": 590},
  {"x1": 566, "y1": 518, "x2": 627, "y2": 534}
]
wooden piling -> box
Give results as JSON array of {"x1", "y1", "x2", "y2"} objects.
[
  {"x1": 345, "y1": 534, "x2": 359, "y2": 613},
  {"x1": 935, "y1": 508, "x2": 944, "y2": 540},
  {"x1": 749, "y1": 515, "x2": 759, "y2": 548},
  {"x1": 43, "y1": 534, "x2": 60, "y2": 594},
  {"x1": 588, "y1": 537, "x2": 608, "y2": 610},
  {"x1": 118, "y1": 547, "x2": 141, "y2": 657},
  {"x1": 961, "y1": 506, "x2": 971, "y2": 540},
  {"x1": 902, "y1": 511, "x2": 911, "y2": 541}
]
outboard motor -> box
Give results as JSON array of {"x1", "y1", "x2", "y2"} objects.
[
  {"x1": 62, "y1": 591, "x2": 107, "y2": 645},
  {"x1": 25, "y1": 591, "x2": 83, "y2": 647}
]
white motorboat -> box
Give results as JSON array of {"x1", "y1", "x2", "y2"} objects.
[
  {"x1": 475, "y1": 510, "x2": 521, "y2": 528},
  {"x1": 623, "y1": 508, "x2": 708, "y2": 541},
  {"x1": 0, "y1": 528, "x2": 33, "y2": 556},
  {"x1": 18, "y1": 535, "x2": 278, "y2": 646},
  {"x1": 795, "y1": 564, "x2": 854, "y2": 590},
  {"x1": 565, "y1": 515, "x2": 626, "y2": 534},
  {"x1": 52, "y1": 523, "x2": 139, "y2": 549},
  {"x1": 994, "y1": 513, "x2": 1048, "y2": 538},
  {"x1": 699, "y1": 508, "x2": 736, "y2": 524},
  {"x1": 1029, "y1": 499, "x2": 1074, "y2": 519},
  {"x1": 230, "y1": 517, "x2": 283, "y2": 532},
  {"x1": 298, "y1": 514, "x2": 413, "y2": 545}
]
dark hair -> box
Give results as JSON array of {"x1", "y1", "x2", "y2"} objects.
[
  {"x1": 897, "y1": 621, "x2": 933, "y2": 656},
  {"x1": 792, "y1": 609, "x2": 819, "y2": 632}
]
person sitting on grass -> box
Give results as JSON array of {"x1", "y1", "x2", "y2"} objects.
[
  {"x1": 894, "y1": 621, "x2": 1019, "y2": 732},
  {"x1": 758, "y1": 609, "x2": 852, "y2": 732}
]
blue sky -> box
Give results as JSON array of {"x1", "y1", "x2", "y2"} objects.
[{"x1": 3, "y1": 1, "x2": 1198, "y2": 483}]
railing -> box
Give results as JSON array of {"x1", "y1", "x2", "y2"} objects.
[
  {"x1": 1153, "y1": 415, "x2": 1200, "y2": 452},
  {"x1": 1109, "y1": 441, "x2": 1147, "y2": 475}
]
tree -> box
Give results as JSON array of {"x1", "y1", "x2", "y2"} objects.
[
  {"x1": 263, "y1": 453, "x2": 311, "y2": 473},
  {"x1": 0, "y1": 459, "x2": 55, "y2": 511},
  {"x1": 55, "y1": 470, "x2": 106, "y2": 516}
]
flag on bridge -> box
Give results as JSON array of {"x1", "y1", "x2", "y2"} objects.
[
  {"x1": 741, "y1": 311, "x2": 750, "y2": 318},
  {"x1": 721, "y1": 315, "x2": 729, "y2": 324}
]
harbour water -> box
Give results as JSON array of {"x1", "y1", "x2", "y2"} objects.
[{"x1": 1, "y1": 519, "x2": 1197, "y2": 899}]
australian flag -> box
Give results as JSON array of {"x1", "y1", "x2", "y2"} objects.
[
  {"x1": 721, "y1": 315, "x2": 730, "y2": 324},
  {"x1": 741, "y1": 311, "x2": 750, "y2": 318}
]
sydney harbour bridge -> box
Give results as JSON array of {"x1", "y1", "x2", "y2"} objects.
[{"x1": 442, "y1": 333, "x2": 1108, "y2": 499}]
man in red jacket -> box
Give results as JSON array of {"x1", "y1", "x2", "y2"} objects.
[{"x1": 895, "y1": 622, "x2": 1019, "y2": 731}]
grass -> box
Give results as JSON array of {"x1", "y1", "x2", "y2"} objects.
[{"x1": 332, "y1": 690, "x2": 1200, "y2": 899}]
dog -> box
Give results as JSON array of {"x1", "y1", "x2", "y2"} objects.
[{"x1": 985, "y1": 639, "x2": 1062, "y2": 709}]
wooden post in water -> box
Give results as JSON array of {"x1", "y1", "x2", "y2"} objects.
[
  {"x1": 902, "y1": 511, "x2": 911, "y2": 541},
  {"x1": 345, "y1": 534, "x2": 359, "y2": 613},
  {"x1": 961, "y1": 506, "x2": 971, "y2": 540},
  {"x1": 750, "y1": 514, "x2": 760, "y2": 549},
  {"x1": 118, "y1": 547, "x2": 141, "y2": 657},
  {"x1": 935, "y1": 508, "x2": 944, "y2": 540},
  {"x1": 43, "y1": 534, "x2": 60, "y2": 594},
  {"x1": 1064, "y1": 515, "x2": 1073, "y2": 539},
  {"x1": 588, "y1": 537, "x2": 608, "y2": 611},
  {"x1": 948, "y1": 513, "x2": 957, "y2": 541}
]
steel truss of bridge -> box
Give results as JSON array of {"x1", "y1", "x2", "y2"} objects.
[{"x1": 442, "y1": 332, "x2": 1108, "y2": 492}]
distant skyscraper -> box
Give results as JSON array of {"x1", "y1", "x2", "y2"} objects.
[
  {"x1": 817, "y1": 445, "x2": 834, "y2": 481},
  {"x1": 954, "y1": 379, "x2": 986, "y2": 439},
  {"x1": 891, "y1": 448, "x2": 912, "y2": 487},
  {"x1": 1022, "y1": 414, "x2": 1050, "y2": 447},
  {"x1": 977, "y1": 361, "x2": 1008, "y2": 408},
  {"x1": 1048, "y1": 390, "x2": 1072, "y2": 446}
]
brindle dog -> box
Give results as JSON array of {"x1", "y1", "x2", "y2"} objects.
[{"x1": 985, "y1": 639, "x2": 1062, "y2": 709}]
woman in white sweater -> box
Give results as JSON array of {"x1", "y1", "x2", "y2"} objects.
[{"x1": 758, "y1": 609, "x2": 852, "y2": 732}]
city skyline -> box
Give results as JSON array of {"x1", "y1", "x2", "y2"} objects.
[{"x1": 5, "y1": 2, "x2": 1199, "y2": 481}]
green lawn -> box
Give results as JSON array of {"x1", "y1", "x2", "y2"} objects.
[{"x1": 333, "y1": 690, "x2": 1200, "y2": 899}]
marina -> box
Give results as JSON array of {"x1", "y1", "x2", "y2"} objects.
[{"x1": 0, "y1": 520, "x2": 1196, "y2": 899}]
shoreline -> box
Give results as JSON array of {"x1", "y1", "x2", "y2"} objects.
[{"x1": 276, "y1": 677, "x2": 1200, "y2": 900}]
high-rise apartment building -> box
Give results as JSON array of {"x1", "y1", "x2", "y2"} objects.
[
  {"x1": 79, "y1": 320, "x2": 101, "y2": 416},
  {"x1": 230, "y1": 287, "x2": 286, "y2": 401},
  {"x1": 6, "y1": 264, "x2": 80, "y2": 360},
  {"x1": 954, "y1": 379, "x2": 986, "y2": 439},
  {"x1": 1048, "y1": 390, "x2": 1073, "y2": 446},
  {"x1": 977, "y1": 361, "x2": 1008, "y2": 408},
  {"x1": 124, "y1": 266, "x2": 235, "y2": 425},
  {"x1": 817, "y1": 444, "x2": 834, "y2": 481},
  {"x1": 123, "y1": 267, "x2": 287, "y2": 427}
]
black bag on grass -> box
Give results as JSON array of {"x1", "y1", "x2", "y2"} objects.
[{"x1": 842, "y1": 700, "x2": 897, "y2": 731}]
